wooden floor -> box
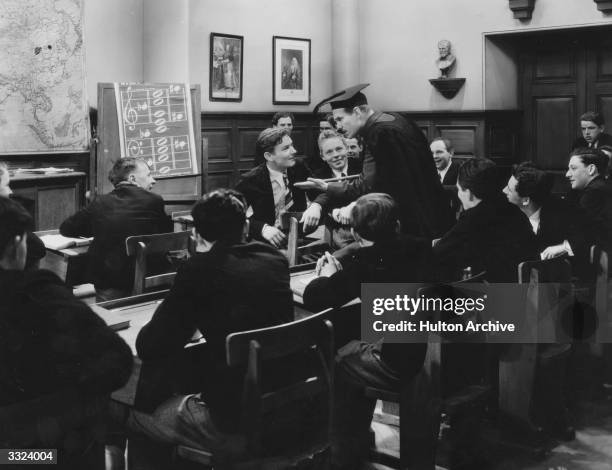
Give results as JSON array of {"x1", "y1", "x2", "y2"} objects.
[{"x1": 364, "y1": 397, "x2": 612, "y2": 470}]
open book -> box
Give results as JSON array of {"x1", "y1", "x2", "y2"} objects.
[{"x1": 39, "y1": 234, "x2": 92, "y2": 250}]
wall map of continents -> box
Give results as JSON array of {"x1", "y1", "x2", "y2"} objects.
[{"x1": 0, "y1": 0, "x2": 89, "y2": 153}]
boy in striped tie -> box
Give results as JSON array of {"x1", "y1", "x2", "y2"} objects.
[{"x1": 236, "y1": 128, "x2": 312, "y2": 247}]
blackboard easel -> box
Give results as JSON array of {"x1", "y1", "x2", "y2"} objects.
[{"x1": 94, "y1": 83, "x2": 203, "y2": 211}]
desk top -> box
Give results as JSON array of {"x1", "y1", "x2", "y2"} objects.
[
  {"x1": 11, "y1": 171, "x2": 86, "y2": 182},
  {"x1": 34, "y1": 229, "x2": 91, "y2": 257},
  {"x1": 101, "y1": 264, "x2": 318, "y2": 355},
  {"x1": 104, "y1": 268, "x2": 321, "y2": 405},
  {"x1": 97, "y1": 291, "x2": 167, "y2": 354}
]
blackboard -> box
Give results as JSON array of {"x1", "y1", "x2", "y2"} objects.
[
  {"x1": 115, "y1": 83, "x2": 198, "y2": 178},
  {"x1": 95, "y1": 83, "x2": 202, "y2": 206}
]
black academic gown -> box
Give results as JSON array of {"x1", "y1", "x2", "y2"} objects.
[{"x1": 314, "y1": 112, "x2": 454, "y2": 238}]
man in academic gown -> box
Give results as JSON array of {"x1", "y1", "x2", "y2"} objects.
[{"x1": 300, "y1": 84, "x2": 454, "y2": 238}]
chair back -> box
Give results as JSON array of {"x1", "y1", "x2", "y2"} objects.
[
  {"x1": 284, "y1": 214, "x2": 330, "y2": 267},
  {"x1": 517, "y1": 257, "x2": 573, "y2": 342},
  {"x1": 518, "y1": 257, "x2": 572, "y2": 284},
  {"x1": 498, "y1": 257, "x2": 573, "y2": 423},
  {"x1": 225, "y1": 311, "x2": 334, "y2": 457},
  {"x1": 591, "y1": 245, "x2": 609, "y2": 338},
  {"x1": 171, "y1": 210, "x2": 193, "y2": 232},
  {"x1": 125, "y1": 231, "x2": 191, "y2": 295}
]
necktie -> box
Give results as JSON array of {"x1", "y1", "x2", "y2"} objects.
[
  {"x1": 439, "y1": 172, "x2": 444, "y2": 183},
  {"x1": 283, "y1": 174, "x2": 293, "y2": 212}
]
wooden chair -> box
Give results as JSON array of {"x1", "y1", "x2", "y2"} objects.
[
  {"x1": 497, "y1": 257, "x2": 572, "y2": 450},
  {"x1": 367, "y1": 272, "x2": 489, "y2": 469},
  {"x1": 171, "y1": 210, "x2": 194, "y2": 232},
  {"x1": 591, "y1": 245, "x2": 609, "y2": 344},
  {"x1": 125, "y1": 231, "x2": 192, "y2": 295},
  {"x1": 175, "y1": 310, "x2": 335, "y2": 469},
  {"x1": 284, "y1": 213, "x2": 330, "y2": 267}
]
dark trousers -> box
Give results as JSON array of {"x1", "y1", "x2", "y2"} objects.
[{"x1": 332, "y1": 340, "x2": 398, "y2": 469}]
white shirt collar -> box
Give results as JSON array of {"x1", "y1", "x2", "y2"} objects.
[
  {"x1": 528, "y1": 207, "x2": 541, "y2": 234},
  {"x1": 437, "y1": 159, "x2": 452, "y2": 182},
  {"x1": 267, "y1": 165, "x2": 287, "y2": 187},
  {"x1": 331, "y1": 163, "x2": 349, "y2": 179}
]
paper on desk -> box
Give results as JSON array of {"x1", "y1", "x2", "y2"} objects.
[
  {"x1": 290, "y1": 272, "x2": 318, "y2": 297},
  {"x1": 40, "y1": 234, "x2": 92, "y2": 250}
]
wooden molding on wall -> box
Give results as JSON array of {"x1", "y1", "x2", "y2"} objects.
[{"x1": 508, "y1": 0, "x2": 536, "y2": 19}]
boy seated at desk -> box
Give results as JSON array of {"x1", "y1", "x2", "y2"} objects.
[
  {"x1": 432, "y1": 158, "x2": 538, "y2": 282},
  {"x1": 302, "y1": 193, "x2": 431, "y2": 470},
  {"x1": 59, "y1": 157, "x2": 172, "y2": 301},
  {"x1": 0, "y1": 197, "x2": 133, "y2": 468},
  {"x1": 111, "y1": 189, "x2": 294, "y2": 469},
  {"x1": 236, "y1": 127, "x2": 312, "y2": 248},
  {"x1": 310, "y1": 130, "x2": 362, "y2": 249},
  {"x1": 0, "y1": 160, "x2": 45, "y2": 269}
]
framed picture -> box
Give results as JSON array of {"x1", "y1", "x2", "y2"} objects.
[
  {"x1": 273, "y1": 36, "x2": 311, "y2": 105},
  {"x1": 210, "y1": 33, "x2": 243, "y2": 102}
]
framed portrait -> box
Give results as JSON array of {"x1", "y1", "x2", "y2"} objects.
[
  {"x1": 273, "y1": 36, "x2": 311, "y2": 105},
  {"x1": 209, "y1": 33, "x2": 243, "y2": 102}
]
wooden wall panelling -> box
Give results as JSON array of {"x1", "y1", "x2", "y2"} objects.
[
  {"x1": 534, "y1": 96, "x2": 575, "y2": 169},
  {"x1": 203, "y1": 111, "x2": 523, "y2": 193},
  {"x1": 486, "y1": 111, "x2": 522, "y2": 165},
  {"x1": 587, "y1": 34, "x2": 612, "y2": 128},
  {"x1": 11, "y1": 172, "x2": 86, "y2": 230},
  {"x1": 519, "y1": 32, "x2": 585, "y2": 169}
]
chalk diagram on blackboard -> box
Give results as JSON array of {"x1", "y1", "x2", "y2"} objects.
[{"x1": 114, "y1": 83, "x2": 198, "y2": 178}]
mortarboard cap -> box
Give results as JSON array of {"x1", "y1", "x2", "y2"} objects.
[{"x1": 313, "y1": 83, "x2": 370, "y2": 114}]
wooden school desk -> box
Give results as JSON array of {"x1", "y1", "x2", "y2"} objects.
[
  {"x1": 106, "y1": 267, "x2": 321, "y2": 406},
  {"x1": 35, "y1": 229, "x2": 91, "y2": 286},
  {"x1": 101, "y1": 290, "x2": 168, "y2": 406}
]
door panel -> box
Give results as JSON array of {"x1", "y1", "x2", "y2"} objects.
[{"x1": 521, "y1": 32, "x2": 589, "y2": 170}]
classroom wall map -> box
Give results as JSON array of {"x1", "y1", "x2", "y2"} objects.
[{"x1": 0, "y1": 0, "x2": 89, "y2": 153}]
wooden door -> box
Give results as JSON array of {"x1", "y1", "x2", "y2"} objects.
[
  {"x1": 520, "y1": 27, "x2": 612, "y2": 171},
  {"x1": 586, "y1": 32, "x2": 612, "y2": 129},
  {"x1": 520, "y1": 32, "x2": 586, "y2": 170}
]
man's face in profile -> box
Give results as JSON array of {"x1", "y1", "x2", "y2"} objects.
[
  {"x1": 131, "y1": 161, "x2": 156, "y2": 191},
  {"x1": 333, "y1": 108, "x2": 361, "y2": 139}
]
